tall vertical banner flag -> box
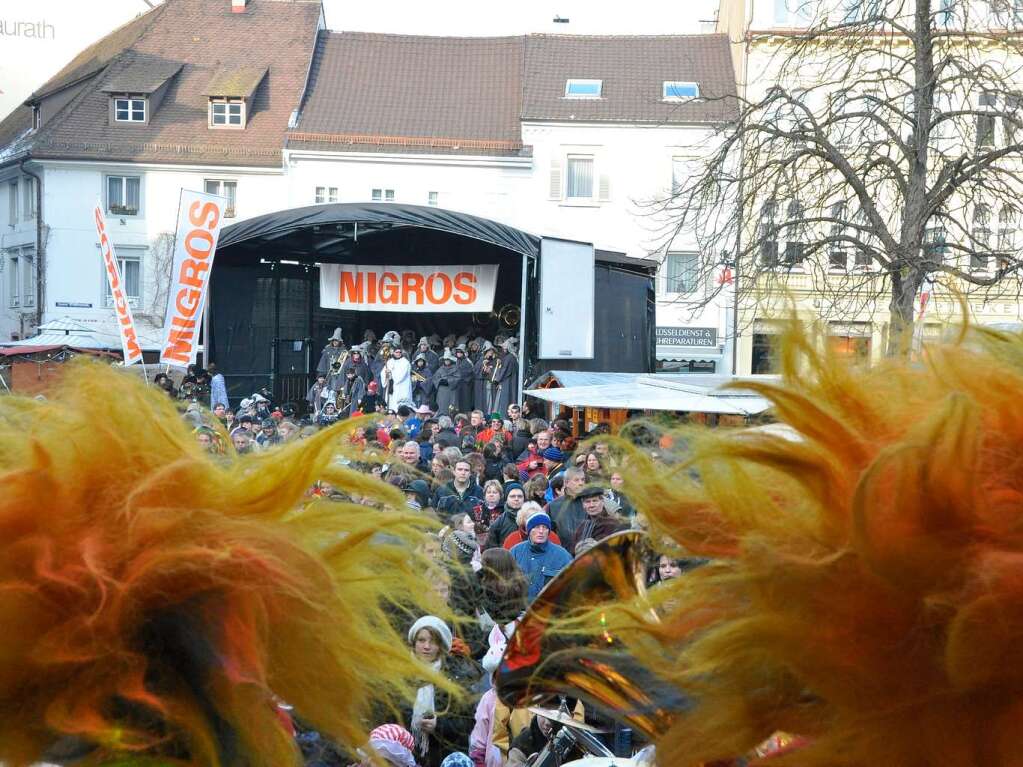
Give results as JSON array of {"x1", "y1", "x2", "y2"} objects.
[
  {"x1": 93, "y1": 202, "x2": 144, "y2": 365},
  {"x1": 160, "y1": 189, "x2": 226, "y2": 366}
]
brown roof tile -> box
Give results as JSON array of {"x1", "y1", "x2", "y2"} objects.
[
  {"x1": 521, "y1": 33, "x2": 737, "y2": 124},
  {"x1": 99, "y1": 52, "x2": 183, "y2": 94},
  {"x1": 289, "y1": 32, "x2": 524, "y2": 153},
  {"x1": 14, "y1": 0, "x2": 321, "y2": 168},
  {"x1": 201, "y1": 66, "x2": 268, "y2": 99}
]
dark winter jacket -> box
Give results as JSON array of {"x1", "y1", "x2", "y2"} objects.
[
  {"x1": 485, "y1": 507, "x2": 521, "y2": 550},
  {"x1": 434, "y1": 480, "x2": 484, "y2": 517}
]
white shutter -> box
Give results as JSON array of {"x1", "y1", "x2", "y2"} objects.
[
  {"x1": 598, "y1": 173, "x2": 611, "y2": 202},
  {"x1": 548, "y1": 158, "x2": 563, "y2": 200}
]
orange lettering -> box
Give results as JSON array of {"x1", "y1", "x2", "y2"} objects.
[
  {"x1": 180, "y1": 258, "x2": 208, "y2": 289},
  {"x1": 401, "y1": 272, "x2": 425, "y2": 304},
  {"x1": 339, "y1": 271, "x2": 364, "y2": 303},
  {"x1": 184, "y1": 228, "x2": 214, "y2": 261},
  {"x1": 367, "y1": 271, "x2": 377, "y2": 303},
  {"x1": 452, "y1": 272, "x2": 477, "y2": 305},
  {"x1": 188, "y1": 200, "x2": 221, "y2": 230},
  {"x1": 425, "y1": 273, "x2": 452, "y2": 304},
  {"x1": 175, "y1": 287, "x2": 202, "y2": 317},
  {"x1": 379, "y1": 272, "x2": 400, "y2": 304},
  {"x1": 163, "y1": 319, "x2": 195, "y2": 364}
]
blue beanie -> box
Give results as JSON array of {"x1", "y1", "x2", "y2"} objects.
[
  {"x1": 525, "y1": 511, "x2": 552, "y2": 535},
  {"x1": 543, "y1": 446, "x2": 565, "y2": 462},
  {"x1": 504, "y1": 481, "x2": 524, "y2": 500}
]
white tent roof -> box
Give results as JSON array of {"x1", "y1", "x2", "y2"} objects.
[
  {"x1": 525, "y1": 374, "x2": 775, "y2": 415},
  {"x1": 0, "y1": 316, "x2": 163, "y2": 352}
]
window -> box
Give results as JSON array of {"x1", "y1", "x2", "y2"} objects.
[
  {"x1": 758, "y1": 199, "x2": 779, "y2": 267},
  {"x1": 841, "y1": 0, "x2": 883, "y2": 22},
  {"x1": 751, "y1": 333, "x2": 779, "y2": 374},
  {"x1": 7, "y1": 246, "x2": 35, "y2": 308},
  {"x1": 102, "y1": 248, "x2": 142, "y2": 308},
  {"x1": 775, "y1": 0, "x2": 813, "y2": 25},
  {"x1": 991, "y1": 0, "x2": 1023, "y2": 26},
  {"x1": 783, "y1": 199, "x2": 805, "y2": 267},
  {"x1": 428, "y1": 191, "x2": 439, "y2": 206},
  {"x1": 663, "y1": 81, "x2": 699, "y2": 101},
  {"x1": 829, "y1": 201, "x2": 848, "y2": 269},
  {"x1": 977, "y1": 92, "x2": 997, "y2": 148},
  {"x1": 113, "y1": 96, "x2": 146, "y2": 123},
  {"x1": 924, "y1": 220, "x2": 947, "y2": 264},
  {"x1": 972, "y1": 203, "x2": 992, "y2": 271},
  {"x1": 852, "y1": 207, "x2": 873, "y2": 267},
  {"x1": 663, "y1": 253, "x2": 699, "y2": 294},
  {"x1": 106, "y1": 175, "x2": 141, "y2": 216},
  {"x1": 1004, "y1": 94, "x2": 1021, "y2": 145},
  {"x1": 315, "y1": 186, "x2": 337, "y2": 204},
  {"x1": 21, "y1": 177, "x2": 35, "y2": 220},
  {"x1": 565, "y1": 79, "x2": 602, "y2": 98},
  {"x1": 371, "y1": 188, "x2": 394, "y2": 202},
  {"x1": 671, "y1": 157, "x2": 693, "y2": 195},
  {"x1": 7, "y1": 180, "x2": 16, "y2": 225},
  {"x1": 998, "y1": 206, "x2": 1017, "y2": 253},
  {"x1": 565, "y1": 156, "x2": 594, "y2": 199},
  {"x1": 210, "y1": 99, "x2": 244, "y2": 128},
  {"x1": 937, "y1": 0, "x2": 956, "y2": 26},
  {"x1": 204, "y1": 179, "x2": 237, "y2": 217},
  {"x1": 828, "y1": 324, "x2": 872, "y2": 365}
]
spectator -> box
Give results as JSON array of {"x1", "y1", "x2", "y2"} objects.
[
  {"x1": 549, "y1": 467, "x2": 587, "y2": 553},
  {"x1": 484, "y1": 483, "x2": 525, "y2": 550},
  {"x1": 207, "y1": 362, "x2": 228, "y2": 410},
  {"x1": 255, "y1": 418, "x2": 280, "y2": 449},
  {"x1": 606, "y1": 470, "x2": 635, "y2": 517},
  {"x1": 400, "y1": 440, "x2": 430, "y2": 473},
  {"x1": 435, "y1": 459, "x2": 484, "y2": 517},
  {"x1": 500, "y1": 501, "x2": 562, "y2": 551},
  {"x1": 509, "y1": 510, "x2": 572, "y2": 600},
  {"x1": 571, "y1": 485, "x2": 626, "y2": 555},
  {"x1": 470, "y1": 480, "x2": 505, "y2": 537}
]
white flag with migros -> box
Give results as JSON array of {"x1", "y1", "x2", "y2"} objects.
[
  {"x1": 160, "y1": 189, "x2": 226, "y2": 366},
  {"x1": 318, "y1": 263, "x2": 499, "y2": 313},
  {"x1": 93, "y1": 202, "x2": 143, "y2": 365}
]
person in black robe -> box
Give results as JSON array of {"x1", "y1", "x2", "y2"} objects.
[
  {"x1": 475, "y1": 343, "x2": 496, "y2": 412},
  {"x1": 489, "y1": 340, "x2": 519, "y2": 416},
  {"x1": 454, "y1": 345, "x2": 475, "y2": 414},
  {"x1": 416, "y1": 337, "x2": 441, "y2": 373},
  {"x1": 412, "y1": 353, "x2": 436, "y2": 410},
  {"x1": 433, "y1": 350, "x2": 461, "y2": 417}
]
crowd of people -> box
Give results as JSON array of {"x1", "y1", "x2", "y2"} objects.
[{"x1": 151, "y1": 337, "x2": 689, "y2": 767}]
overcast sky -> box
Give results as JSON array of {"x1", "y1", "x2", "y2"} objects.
[{"x1": 2, "y1": 0, "x2": 719, "y2": 118}]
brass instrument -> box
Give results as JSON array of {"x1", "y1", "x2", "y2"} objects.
[
  {"x1": 495, "y1": 531, "x2": 690, "y2": 741},
  {"x1": 328, "y1": 349, "x2": 348, "y2": 374},
  {"x1": 496, "y1": 303, "x2": 521, "y2": 328},
  {"x1": 412, "y1": 370, "x2": 427, "y2": 383}
]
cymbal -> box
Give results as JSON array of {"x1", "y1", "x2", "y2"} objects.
[{"x1": 527, "y1": 707, "x2": 610, "y2": 733}]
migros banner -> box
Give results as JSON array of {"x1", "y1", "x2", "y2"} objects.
[
  {"x1": 93, "y1": 202, "x2": 143, "y2": 365},
  {"x1": 319, "y1": 263, "x2": 499, "y2": 313},
  {"x1": 160, "y1": 189, "x2": 226, "y2": 367}
]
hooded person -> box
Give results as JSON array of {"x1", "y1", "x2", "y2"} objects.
[
  {"x1": 417, "y1": 336, "x2": 441, "y2": 373},
  {"x1": 412, "y1": 353, "x2": 437, "y2": 410},
  {"x1": 316, "y1": 327, "x2": 348, "y2": 379},
  {"x1": 0, "y1": 362, "x2": 439, "y2": 767},
  {"x1": 475, "y1": 343, "x2": 497, "y2": 413},
  {"x1": 340, "y1": 347, "x2": 371, "y2": 384},
  {"x1": 383, "y1": 345, "x2": 414, "y2": 413},
  {"x1": 433, "y1": 349, "x2": 461, "y2": 417},
  {"x1": 488, "y1": 339, "x2": 519, "y2": 416},
  {"x1": 453, "y1": 344, "x2": 475, "y2": 413},
  {"x1": 337, "y1": 366, "x2": 367, "y2": 418}
]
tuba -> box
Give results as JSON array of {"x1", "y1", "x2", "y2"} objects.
[
  {"x1": 496, "y1": 303, "x2": 521, "y2": 329},
  {"x1": 495, "y1": 531, "x2": 690, "y2": 741}
]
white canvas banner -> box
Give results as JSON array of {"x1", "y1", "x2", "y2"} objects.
[
  {"x1": 318, "y1": 263, "x2": 499, "y2": 313},
  {"x1": 93, "y1": 202, "x2": 144, "y2": 365},
  {"x1": 159, "y1": 189, "x2": 226, "y2": 367}
]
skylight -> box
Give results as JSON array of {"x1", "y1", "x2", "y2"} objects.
[
  {"x1": 663, "y1": 81, "x2": 700, "y2": 101},
  {"x1": 565, "y1": 79, "x2": 602, "y2": 99}
]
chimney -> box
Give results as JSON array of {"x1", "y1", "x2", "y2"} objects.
[{"x1": 232, "y1": 0, "x2": 248, "y2": 12}]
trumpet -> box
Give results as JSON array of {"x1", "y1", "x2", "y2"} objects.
[{"x1": 495, "y1": 531, "x2": 690, "y2": 741}]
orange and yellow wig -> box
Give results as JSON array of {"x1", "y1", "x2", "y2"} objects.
[
  {"x1": 0, "y1": 363, "x2": 437, "y2": 766},
  {"x1": 609, "y1": 325, "x2": 1023, "y2": 766}
]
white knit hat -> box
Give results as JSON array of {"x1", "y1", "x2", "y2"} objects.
[{"x1": 407, "y1": 615, "x2": 453, "y2": 652}]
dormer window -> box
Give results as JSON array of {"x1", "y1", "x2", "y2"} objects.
[
  {"x1": 565, "y1": 79, "x2": 602, "y2": 99},
  {"x1": 663, "y1": 81, "x2": 700, "y2": 101},
  {"x1": 114, "y1": 96, "x2": 147, "y2": 122},
  {"x1": 202, "y1": 66, "x2": 267, "y2": 132},
  {"x1": 210, "y1": 99, "x2": 245, "y2": 129}
]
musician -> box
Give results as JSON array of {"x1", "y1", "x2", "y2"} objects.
[
  {"x1": 306, "y1": 373, "x2": 329, "y2": 417},
  {"x1": 383, "y1": 346, "x2": 414, "y2": 413},
  {"x1": 416, "y1": 336, "x2": 441, "y2": 373},
  {"x1": 475, "y1": 344, "x2": 496, "y2": 412},
  {"x1": 412, "y1": 353, "x2": 436, "y2": 410},
  {"x1": 488, "y1": 339, "x2": 519, "y2": 416},
  {"x1": 315, "y1": 327, "x2": 347, "y2": 378},
  {"x1": 433, "y1": 350, "x2": 461, "y2": 417},
  {"x1": 454, "y1": 345, "x2": 475, "y2": 413},
  {"x1": 339, "y1": 346, "x2": 371, "y2": 383},
  {"x1": 337, "y1": 366, "x2": 367, "y2": 418}
]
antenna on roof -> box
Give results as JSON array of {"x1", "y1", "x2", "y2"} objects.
[{"x1": 553, "y1": 15, "x2": 569, "y2": 23}]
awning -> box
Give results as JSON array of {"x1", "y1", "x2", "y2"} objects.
[
  {"x1": 525, "y1": 374, "x2": 774, "y2": 415},
  {"x1": 0, "y1": 316, "x2": 162, "y2": 352}
]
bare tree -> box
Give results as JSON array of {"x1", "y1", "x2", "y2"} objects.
[
  {"x1": 140, "y1": 232, "x2": 175, "y2": 326},
  {"x1": 661, "y1": 0, "x2": 1023, "y2": 355}
]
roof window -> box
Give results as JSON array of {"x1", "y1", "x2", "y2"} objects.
[
  {"x1": 113, "y1": 96, "x2": 147, "y2": 123},
  {"x1": 565, "y1": 79, "x2": 602, "y2": 99},
  {"x1": 663, "y1": 81, "x2": 700, "y2": 101}
]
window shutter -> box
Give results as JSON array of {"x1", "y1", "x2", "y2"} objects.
[
  {"x1": 598, "y1": 173, "x2": 611, "y2": 202},
  {"x1": 549, "y1": 159, "x2": 563, "y2": 200}
]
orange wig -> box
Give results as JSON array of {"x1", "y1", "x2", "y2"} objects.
[
  {"x1": 0, "y1": 363, "x2": 437, "y2": 766},
  {"x1": 607, "y1": 325, "x2": 1023, "y2": 766}
]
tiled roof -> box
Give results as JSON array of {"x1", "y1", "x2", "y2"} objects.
[
  {"x1": 4, "y1": 0, "x2": 321, "y2": 168},
  {"x1": 521, "y1": 33, "x2": 738, "y2": 124},
  {"x1": 99, "y1": 52, "x2": 183, "y2": 94},
  {"x1": 202, "y1": 66, "x2": 268, "y2": 99},
  {"x1": 289, "y1": 32, "x2": 525, "y2": 155}
]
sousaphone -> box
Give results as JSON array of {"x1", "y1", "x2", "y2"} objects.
[{"x1": 495, "y1": 531, "x2": 690, "y2": 741}]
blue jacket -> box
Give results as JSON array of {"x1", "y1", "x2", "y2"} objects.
[{"x1": 510, "y1": 540, "x2": 573, "y2": 600}]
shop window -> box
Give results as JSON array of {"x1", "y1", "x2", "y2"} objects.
[{"x1": 828, "y1": 331, "x2": 871, "y2": 366}]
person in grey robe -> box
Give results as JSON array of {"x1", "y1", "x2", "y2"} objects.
[
  {"x1": 432, "y1": 350, "x2": 461, "y2": 417},
  {"x1": 474, "y1": 342, "x2": 495, "y2": 412},
  {"x1": 411, "y1": 353, "x2": 436, "y2": 409},
  {"x1": 454, "y1": 344, "x2": 475, "y2": 413},
  {"x1": 339, "y1": 347, "x2": 371, "y2": 385},
  {"x1": 489, "y1": 340, "x2": 519, "y2": 415},
  {"x1": 336, "y1": 368, "x2": 366, "y2": 418},
  {"x1": 316, "y1": 328, "x2": 347, "y2": 390},
  {"x1": 415, "y1": 336, "x2": 441, "y2": 373}
]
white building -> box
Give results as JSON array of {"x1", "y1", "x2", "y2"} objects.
[{"x1": 0, "y1": 0, "x2": 737, "y2": 374}]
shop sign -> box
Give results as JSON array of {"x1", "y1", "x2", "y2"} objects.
[
  {"x1": 656, "y1": 326, "x2": 718, "y2": 347},
  {"x1": 318, "y1": 263, "x2": 498, "y2": 313}
]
